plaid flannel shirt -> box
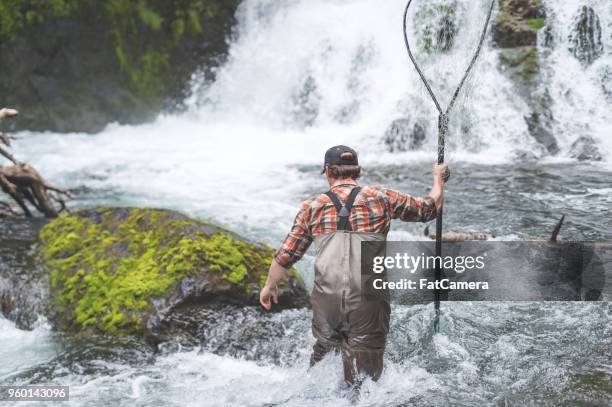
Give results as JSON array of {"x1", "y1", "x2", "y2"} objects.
[{"x1": 275, "y1": 179, "x2": 437, "y2": 268}]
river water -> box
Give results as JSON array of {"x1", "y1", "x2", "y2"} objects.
[{"x1": 2, "y1": 0, "x2": 612, "y2": 405}]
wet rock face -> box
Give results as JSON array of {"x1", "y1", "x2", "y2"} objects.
[
  {"x1": 569, "y1": 136, "x2": 602, "y2": 161},
  {"x1": 384, "y1": 118, "x2": 427, "y2": 152},
  {"x1": 155, "y1": 304, "x2": 312, "y2": 363},
  {"x1": 0, "y1": 1, "x2": 240, "y2": 133},
  {"x1": 0, "y1": 218, "x2": 50, "y2": 330},
  {"x1": 290, "y1": 75, "x2": 320, "y2": 128},
  {"x1": 568, "y1": 6, "x2": 604, "y2": 66},
  {"x1": 493, "y1": 0, "x2": 545, "y2": 48},
  {"x1": 493, "y1": 0, "x2": 563, "y2": 158},
  {"x1": 526, "y1": 111, "x2": 559, "y2": 155},
  {"x1": 415, "y1": 1, "x2": 458, "y2": 54},
  {"x1": 600, "y1": 66, "x2": 612, "y2": 102}
]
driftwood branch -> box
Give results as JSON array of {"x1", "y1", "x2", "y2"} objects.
[
  {"x1": 0, "y1": 201, "x2": 19, "y2": 218},
  {"x1": 424, "y1": 225, "x2": 492, "y2": 241},
  {"x1": 0, "y1": 107, "x2": 72, "y2": 218},
  {"x1": 424, "y1": 215, "x2": 567, "y2": 242},
  {"x1": 549, "y1": 215, "x2": 565, "y2": 242},
  {"x1": 0, "y1": 108, "x2": 18, "y2": 120},
  {"x1": 0, "y1": 132, "x2": 10, "y2": 146}
]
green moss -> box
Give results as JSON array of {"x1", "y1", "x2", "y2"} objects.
[
  {"x1": 521, "y1": 48, "x2": 539, "y2": 82},
  {"x1": 528, "y1": 18, "x2": 545, "y2": 30},
  {"x1": 0, "y1": 0, "x2": 76, "y2": 40},
  {"x1": 39, "y1": 208, "x2": 292, "y2": 335},
  {"x1": 101, "y1": 0, "x2": 234, "y2": 109},
  {"x1": 136, "y1": 1, "x2": 162, "y2": 30}
]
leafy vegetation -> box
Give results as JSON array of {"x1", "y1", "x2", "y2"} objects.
[
  {"x1": 0, "y1": 0, "x2": 76, "y2": 40},
  {"x1": 528, "y1": 18, "x2": 545, "y2": 30},
  {"x1": 0, "y1": 0, "x2": 235, "y2": 110}
]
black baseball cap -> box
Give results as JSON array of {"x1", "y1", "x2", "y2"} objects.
[{"x1": 321, "y1": 145, "x2": 359, "y2": 174}]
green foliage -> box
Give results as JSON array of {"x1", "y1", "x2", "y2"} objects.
[
  {"x1": 0, "y1": 0, "x2": 76, "y2": 40},
  {"x1": 102, "y1": 0, "x2": 234, "y2": 110},
  {"x1": 528, "y1": 18, "x2": 545, "y2": 30},
  {"x1": 39, "y1": 208, "x2": 281, "y2": 335},
  {"x1": 0, "y1": 0, "x2": 235, "y2": 110}
]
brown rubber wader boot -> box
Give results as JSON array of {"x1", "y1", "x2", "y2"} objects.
[{"x1": 308, "y1": 187, "x2": 390, "y2": 388}]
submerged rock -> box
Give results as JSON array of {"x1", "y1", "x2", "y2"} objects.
[
  {"x1": 0, "y1": 1, "x2": 240, "y2": 133},
  {"x1": 0, "y1": 217, "x2": 50, "y2": 330},
  {"x1": 384, "y1": 118, "x2": 427, "y2": 152},
  {"x1": 569, "y1": 135, "x2": 602, "y2": 161},
  {"x1": 526, "y1": 111, "x2": 559, "y2": 155},
  {"x1": 499, "y1": 47, "x2": 541, "y2": 85},
  {"x1": 568, "y1": 6, "x2": 604, "y2": 66},
  {"x1": 493, "y1": 0, "x2": 545, "y2": 48},
  {"x1": 289, "y1": 75, "x2": 320, "y2": 128},
  {"x1": 493, "y1": 1, "x2": 561, "y2": 156},
  {"x1": 26, "y1": 207, "x2": 308, "y2": 338},
  {"x1": 600, "y1": 66, "x2": 612, "y2": 103},
  {"x1": 414, "y1": 0, "x2": 458, "y2": 54}
]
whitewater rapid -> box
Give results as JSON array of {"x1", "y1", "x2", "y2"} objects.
[{"x1": 2, "y1": 301, "x2": 610, "y2": 406}]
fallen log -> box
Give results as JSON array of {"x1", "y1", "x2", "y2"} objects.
[
  {"x1": 424, "y1": 225, "x2": 492, "y2": 241},
  {"x1": 424, "y1": 215, "x2": 566, "y2": 242}
]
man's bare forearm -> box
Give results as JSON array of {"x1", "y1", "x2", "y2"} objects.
[
  {"x1": 427, "y1": 164, "x2": 449, "y2": 212},
  {"x1": 427, "y1": 178, "x2": 445, "y2": 211},
  {"x1": 264, "y1": 259, "x2": 286, "y2": 288}
]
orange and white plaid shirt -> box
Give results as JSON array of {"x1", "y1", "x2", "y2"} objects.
[{"x1": 275, "y1": 178, "x2": 437, "y2": 268}]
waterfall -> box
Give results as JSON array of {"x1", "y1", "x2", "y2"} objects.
[
  {"x1": 185, "y1": 0, "x2": 535, "y2": 163},
  {"x1": 182, "y1": 0, "x2": 611, "y2": 163},
  {"x1": 540, "y1": 0, "x2": 612, "y2": 161},
  {"x1": 11, "y1": 0, "x2": 612, "y2": 231}
]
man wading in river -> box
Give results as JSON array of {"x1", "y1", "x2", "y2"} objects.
[{"x1": 260, "y1": 145, "x2": 449, "y2": 391}]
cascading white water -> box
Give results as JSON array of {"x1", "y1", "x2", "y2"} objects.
[
  {"x1": 186, "y1": 0, "x2": 538, "y2": 162},
  {"x1": 11, "y1": 0, "x2": 611, "y2": 232},
  {"x1": 540, "y1": 0, "x2": 612, "y2": 160}
]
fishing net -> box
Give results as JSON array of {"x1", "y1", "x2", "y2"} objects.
[
  {"x1": 403, "y1": 0, "x2": 496, "y2": 331},
  {"x1": 402, "y1": 0, "x2": 496, "y2": 163}
]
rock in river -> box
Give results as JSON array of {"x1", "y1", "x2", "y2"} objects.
[{"x1": 1, "y1": 207, "x2": 309, "y2": 340}]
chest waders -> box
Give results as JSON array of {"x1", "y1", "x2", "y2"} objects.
[{"x1": 309, "y1": 187, "x2": 391, "y2": 387}]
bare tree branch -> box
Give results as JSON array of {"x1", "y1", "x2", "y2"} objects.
[
  {"x1": 0, "y1": 108, "x2": 19, "y2": 120},
  {"x1": 0, "y1": 107, "x2": 72, "y2": 218}
]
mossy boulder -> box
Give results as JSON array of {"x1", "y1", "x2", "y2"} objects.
[{"x1": 38, "y1": 207, "x2": 308, "y2": 337}]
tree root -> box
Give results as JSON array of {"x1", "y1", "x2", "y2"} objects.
[{"x1": 1, "y1": 107, "x2": 72, "y2": 218}]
